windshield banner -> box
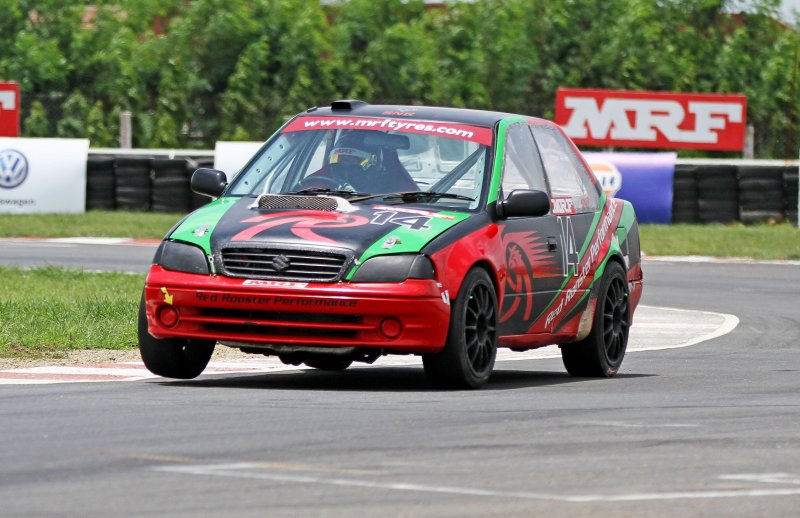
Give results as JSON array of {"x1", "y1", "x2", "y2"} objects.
[
  {"x1": 283, "y1": 116, "x2": 493, "y2": 146},
  {"x1": 582, "y1": 151, "x2": 676, "y2": 224}
]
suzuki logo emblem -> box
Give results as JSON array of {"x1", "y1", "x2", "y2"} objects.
[{"x1": 272, "y1": 254, "x2": 291, "y2": 272}]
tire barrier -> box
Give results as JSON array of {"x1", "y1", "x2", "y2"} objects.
[
  {"x1": 152, "y1": 158, "x2": 190, "y2": 213},
  {"x1": 87, "y1": 155, "x2": 799, "y2": 224},
  {"x1": 114, "y1": 157, "x2": 152, "y2": 212},
  {"x1": 696, "y1": 165, "x2": 739, "y2": 224},
  {"x1": 672, "y1": 165, "x2": 698, "y2": 223},
  {"x1": 86, "y1": 156, "x2": 116, "y2": 210},
  {"x1": 738, "y1": 166, "x2": 784, "y2": 224}
]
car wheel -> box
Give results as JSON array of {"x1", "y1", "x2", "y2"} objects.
[
  {"x1": 423, "y1": 268, "x2": 497, "y2": 389},
  {"x1": 561, "y1": 261, "x2": 629, "y2": 377},
  {"x1": 304, "y1": 354, "x2": 353, "y2": 371},
  {"x1": 138, "y1": 294, "x2": 215, "y2": 379}
]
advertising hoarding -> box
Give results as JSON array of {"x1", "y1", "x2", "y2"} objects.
[
  {"x1": 583, "y1": 152, "x2": 676, "y2": 224},
  {"x1": 0, "y1": 138, "x2": 89, "y2": 213},
  {"x1": 556, "y1": 88, "x2": 747, "y2": 151}
]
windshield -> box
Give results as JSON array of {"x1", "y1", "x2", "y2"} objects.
[{"x1": 227, "y1": 116, "x2": 493, "y2": 211}]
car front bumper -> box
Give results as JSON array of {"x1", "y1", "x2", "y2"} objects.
[{"x1": 143, "y1": 266, "x2": 451, "y2": 353}]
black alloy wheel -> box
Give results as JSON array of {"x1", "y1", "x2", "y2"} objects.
[
  {"x1": 423, "y1": 268, "x2": 498, "y2": 389},
  {"x1": 561, "y1": 261, "x2": 630, "y2": 377}
]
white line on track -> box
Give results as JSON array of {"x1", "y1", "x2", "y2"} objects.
[
  {"x1": 0, "y1": 305, "x2": 738, "y2": 385},
  {"x1": 154, "y1": 463, "x2": 800, "y2": 502}
]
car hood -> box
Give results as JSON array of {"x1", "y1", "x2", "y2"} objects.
[{"x1": 168, "y1": 195, "x2": 473, "y2": 264}]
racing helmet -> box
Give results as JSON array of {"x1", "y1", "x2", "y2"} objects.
[{"x1": 328, "y1": 131, "x2": 379, "y2": 174}]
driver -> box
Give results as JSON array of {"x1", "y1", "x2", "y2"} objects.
[{"x1": 302, "y1": 131, "x2": 417, "y2": 193}]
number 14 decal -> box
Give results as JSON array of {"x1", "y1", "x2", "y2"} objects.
[
  {"x1": 557, "y1": 216, "x2": 580, "y2": 277},
  {"x1": 370, "y1": 211, "x2": 431, "y2": 231}
]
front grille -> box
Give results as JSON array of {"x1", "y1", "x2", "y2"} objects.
[{"x1": 220, "y1": 247, "x2": 349, "y2": 282}]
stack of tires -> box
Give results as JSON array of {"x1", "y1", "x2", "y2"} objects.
[
  {"x1": 672, "y1": 164, "x2": 699, "y2": 223},
  {"x1": 785, "y1": 166, "x2": 799, "y2": 225},
  {"x1": 152, "y1": 159, "x2": 190, "y2": 213},
  {"x1": 738, "y1": 166, "x2": 785, "y2": 224},
  {"x1": 85, "y1": 156, "x2": 115, "y2": 210},
  {"x1": 697, "y1": 165, "x2": 739, "y2": 223},
  {"x1": 114, "y1": 157, "x2": 152, "y2": 211}
]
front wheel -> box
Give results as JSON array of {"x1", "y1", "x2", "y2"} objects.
[
  {"x1": 423, "y1": 268, "x2": 498, "y2": 389},
  {"x1": 138, "y1": 295, "x2": 215, "y2": 379},
  {"x1": 560, "y1": 261, "x2": 630, "y2": 377}
]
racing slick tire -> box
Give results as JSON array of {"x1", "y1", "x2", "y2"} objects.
[
  {"x1": 423, "y1": 268, "x2": 498, "y2": 390},
  {"x1": 560, "y1": 261, "x2": 629, "y2": 377},
  {"x1": 304, "y1": 355, "x2": 353, "y2": 371},
  {"x1": 137, "y1": 295, "x2": 215, "y2": 379}
]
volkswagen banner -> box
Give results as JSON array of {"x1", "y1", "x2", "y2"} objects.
[{"x1": 0, "y1": 138, "x2": 89, "y2": 213}]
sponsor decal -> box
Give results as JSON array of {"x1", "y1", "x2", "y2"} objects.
[
  {"x1": 551, "y1": 197, "x2": 576, "y2": 216},
  {"x1": 199, "y1": 291, "x2": 357, "y2": 308},
  {"x1": 193, "y1": 225, "x2": 209, "y2": 237},
  {"x1": 0, "y1": 149, "x2": 28, "y2": 189},
  {"x1": 382, "y1": 236, "x2": 402, "y2": 249},
  {"x1": 555, "y1": 88, "x2": 746, "y2": 151},
  {"x1": 283, "y1": 116, "x2": 493, "y2": 146},
  {"x1": 382, "y1": 110, "x2": 416, "y2": 117},
  {"x1": 161, "y1": 287, "x2": 174, "y2": 305},
  {"x1": 535, "y1": 200, "x2": 624, "y2": 332},
  {"x1": 242, "y1": 279, "x2": 308, "y2": 288}
]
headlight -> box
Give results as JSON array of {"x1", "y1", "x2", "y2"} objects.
[
  {"x1": 154, "y1": 240, "x2": 210, "y2": 274},
  {"x1": 350, "y1": 254, "x2": 435, "y2": 283}
]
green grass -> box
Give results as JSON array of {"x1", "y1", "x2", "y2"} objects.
[
  {"x1": 0, "y1": 210, "x2": 182, "y2": 239},
  {"x1": 640, "y1": 223, "x2": 800, "y2": 260},
  {"x1": 0, "y1": 267, "x2": 144, "y2": 359}
]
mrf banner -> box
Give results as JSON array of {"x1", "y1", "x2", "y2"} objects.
[
  {"x1": 0, "y1": 138, "x2": 89, "y2": 213},
  {"x1": 556, "y1": 88, "x2": 746, "y2": 151},
  {"x1": 582, "y1": 152, "x2": 676, "y2": 224}
]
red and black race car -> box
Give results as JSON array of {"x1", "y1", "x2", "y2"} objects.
[{"x1": 139, "y1": 100, "x2": 643, "y2": 389}]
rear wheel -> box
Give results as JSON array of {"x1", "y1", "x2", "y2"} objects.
[
  {"x1": 138, "y1": 295, "x2": 215, "y2": 379},
  {"x1": 561, "y1": 261, "x2": 629, "y2": 377},
  {"x1": 304, "y1": 354, "x2": 353, "y2": 371},
  {"x1": 423, "y1": 268, "x2": 497, "y2": 389}
]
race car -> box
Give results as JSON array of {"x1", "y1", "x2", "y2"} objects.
[{"x1": 139, "y1": 100, "x2": 643, "y2": 389}]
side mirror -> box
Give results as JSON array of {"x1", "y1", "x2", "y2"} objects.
[
  {"x1": 191, "y1": 168, "x2": 228, "y2": 198},
  {"x1": 496, "y1": 189, "x2": 550, "y2": 219}
]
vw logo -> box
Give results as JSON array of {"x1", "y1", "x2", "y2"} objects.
[
  {"x1": 272, "y1": 254, "x2": 291, "y2": 272},
  {"x1": 0, "y1": 149, "x2": 28, "y2": 189}
]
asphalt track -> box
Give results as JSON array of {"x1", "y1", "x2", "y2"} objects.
[{"x1": 1, "y1": 240, "x2": 799, "y2": 517}]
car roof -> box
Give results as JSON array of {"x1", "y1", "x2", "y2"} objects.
[{"x1": 300, "y1": 100, "x2": 549, "y2": 128}]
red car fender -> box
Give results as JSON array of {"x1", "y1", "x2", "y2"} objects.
[{"x1": 429, "y1": 222, "x2": 506, "y2": 304}]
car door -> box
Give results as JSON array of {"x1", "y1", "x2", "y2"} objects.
[
  {"x1": 497, "y1": 123, "x2": 565, "y2": 336},
  {"x1": 529, "y1": 123, "x2": 603, "y2": 320}
]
